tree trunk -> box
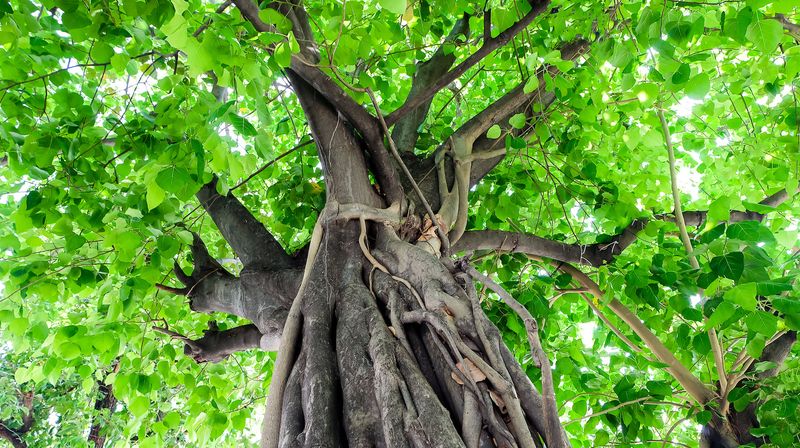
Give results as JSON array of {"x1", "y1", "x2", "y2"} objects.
[{"x1": 261, "y1": 217, "x2": 558, "y2": 448}]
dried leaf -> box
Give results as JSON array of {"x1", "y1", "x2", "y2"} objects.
[
  {"x1": 456, "y1": 358, "x2": 486, "y2": 382},
  {"x1": 417, "y1": 214, "x2": 447, "y2": 241},
  {"x1": 489, "y1": 389, "x2": 506, "y2": 413}
]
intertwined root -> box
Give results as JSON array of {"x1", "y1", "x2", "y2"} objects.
[{"x1": 267, "y1": 221, "x2": 562, "y2": 448}]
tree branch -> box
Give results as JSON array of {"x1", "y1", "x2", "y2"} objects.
[
  {"x1": 88, "y1": 380, "x2": 117, "y2": 448},
  {"x1": 464, "y1": 265, "x2": 568, "y2": 448},
  {"x1": 196, "y1": 177, "x2": 295, "y2": 270},
  {"x1": 156, "y1": 322, "x2": 265, "y2": 362},
  {"x1": 385, "y1": 1, "x2": 552, "y2": 126},
  {"x1": 452, "y1": 39, "x2": 589, "y2": 144},
  {"x1": 558, "y1": 263, "x2": 716, "y2": 405},
  {"x1": 231, "y1": 0, "x2": 405, "y2": 204},
  {"x1": 156, "y1": 233, "x2": 301, "y2": 339},
  {"x1": 0, "y1": 424, "x2": 27, "y2": 448},
  {"x1": 453, "y1": 185, "x2": 799, "y2": 266},
  {"x1": 454, "y1": 229, "x2": 603, "y2": 266},
  {"x1": 659, "y1": 107, "x2": 727, "y2": 397},
  {"x1": 0, "y1": 391, "x2": 34, "y2": 448},
  {"x1": 772, "y1": 14, "x2": 800, "y2": 40},
  {"x1": 285, "y1": 71, "x2": 382, "y2": 206},
  {"x1": 754, "y1": 330, "x2": 797, "y2": 379},
  {"x1": 391, "y1": 16, "x2": 470, "y2": 154}
]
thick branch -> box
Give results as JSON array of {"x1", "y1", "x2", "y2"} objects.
[
  {"x1": 772, "y1": 14, "x2": 800, "y2": 39},
  {"x1": 157, "y1": 234, "x2": 301, "y2": 339},
  {"x1": 183, "y1": 322, "x2": 264, "y2": 362},
  {"x1": 88, "y1": 382, "x2": 117, "y2": 448},
  {"x1": 231, "y1": 0, "x2": 404, "y2": 204},
  {"x1": 454, "y1": 230, "x2": 604, "y2": 266},
  {"x1": 391, "y1": 16, "x2": 470, "y2": 153},
  {"x1": 385, "y1": 1, "x2": 552, "y2": 126},
  {"x1": 754, "y1": 330, "x2": 797, "y2": 379},
  {"x1": 465, "y1": 266, "x2": 568, "y2": 448},
  {"x1": 196, "y1": 177, "x2": 295, "y2": 270},
  {"x1": 285, "y1": 71, "x2": 381, "y2": 206},
  {"x1": 559, "y1": 263, "x2": 716, "y2": 405},
  {"x1": 0, "y1": 424, "x2": 26, "y2": 448},
  {"x1": 454, "y1": 185, "x2": 799, "y2": 266},
  {"x1": 453, "y1": 39, "x2": 589, "y2": 144}
]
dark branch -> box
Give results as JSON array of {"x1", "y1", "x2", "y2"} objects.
[
  {"x1": 286, "y1": 71, "x2": 382, "y2": 206},
  {"x1": 88, "y1": 381, "x2": 117, "y2": 448},
  {"x1": 196, "y1": 177, "x2": 295, "y2": 270},
  {"x1": 772, "y1": 14, "x2": 800, "y2": 39},
  {"x1": 183, "y1": 322, "x2": 264, "y2": 362},
  {"x1": 391, "y1": 16, "x2": 470, "y2": 154},
  {"x1": 231, "y1": 0, "x2": 404, "y2": 204},
  {"x1": 454, "y1": 229, "x2": 605, "y2": 266},
  {"x1": 0, "y1": 391, "x2": 34, "y2": 448},
  {"x1": 754, "y1": 331, "x2": 797, "y2": 379},
  {"x1": 156, "y1": 233, "x2": 301, "y2": 340},
  {"x1": 384, "y1": 1, "x2": 552, "y2": 126},
  {"x1": 0, "y1": 424, "x2": 26, "y2": 448},
  {"x1": 454, "y1": 187, "x2": 798, "y2": 266},
  {"x1": 452, "y1": 39, "x2": 590, "y2": 143}
]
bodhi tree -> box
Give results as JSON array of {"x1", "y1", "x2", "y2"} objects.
[{"x1": 1, "y1": 0, "x2": 800, "y2": 446}]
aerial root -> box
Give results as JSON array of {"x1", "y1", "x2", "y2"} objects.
[{"x1": 328, "y1": 217, "x2": 549, "y2": 447}]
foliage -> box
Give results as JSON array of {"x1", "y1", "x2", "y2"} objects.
[{"x1": 0, "y1": 0, "x2": 799, "y2": 446}]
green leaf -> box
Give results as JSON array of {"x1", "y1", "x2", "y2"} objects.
[
  {"x1": 707, "y1": 197, "x2": 730, "y2": 222},
  {"x1": 62, "y1": 11, "x2": 92, "y2": 29},
  {"x1": 258, "y1": 8, "x2": 292, "y2": 33},
  {"x1": 746, "y1": 333, "x2": 766, "y2": 358},
  {"x1": 273, "y1": 42, "x2": 292, "y2": 68},
  {"x1": 378, "y1": 0, "x2": 406, "y2": 14},
  {"x1": 756, "y1": 278, "x2": 793, "y2": 296},
  {"x1": 91, "y1": 43, "x2": 115, "y2": 64},
  {"x1": 709, "y1": 252, "x2": 744, "y2": 281},
  {"x1": 671, "y1": 63, "x2": 690, "y2": 84},
  {"x1": 723, "y1": 283, "x2": 757, "y2": 310},
  {"x1": 156, "y1": 167, "x2": 196, "y2": 199},
  {"x1": 228, "y1": 114, "x2": 258, "y2": 137},
  {"x1": 772, "y1": 297, "x2": 800, "y2": 316},
  {"x1": 707, "y1": 301, "x2": 736, "y2": 328},
  {"x1": 57, "y1": 342, "x2": 81, "y2": 360},
  {"x1": 9, "y1": 317, "x2": 29, "y2": 337},
  {"x1": 110, "y1": 54, "x2": 129, "y2": 73},
  {"x1": 509, "y1": 114, "x2": 527, "y2": 129},
  {"x1": 685, "y1": 73, "x2": 710, "y2": 99},
  {"x1": 633, "y1": 83, "x2": 659, "y2": 106},
  {"x1": 726, "y1": 221, "x2": 775, "y2": 244},
  {"x1": 523, "y1": 76, "x2": 540, "y2": 94},
  {"x1": 486, "y1": 125, "x2": 502, "y2": 139},
  {"x1": 745, "y1": 19, "x2": 783, "y2": 53},
  {"x1": 745, "y1": 311, "x2": 778, "y2": 336},
  {"x1": 146, "y1": 182, "x2": 166, "y2": 210},
  {"x1": 129, "y1": 396, "x2": 150, "y2": 417}
]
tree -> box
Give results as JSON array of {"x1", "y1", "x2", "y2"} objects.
[{"x1": 1, "y1": 0, "x2": 799, "y2": 446}]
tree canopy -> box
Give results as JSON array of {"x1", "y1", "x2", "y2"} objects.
[{"x1": 1, "y1": 0, "x2": 799, "y2": 447}]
